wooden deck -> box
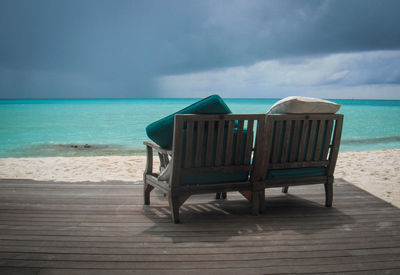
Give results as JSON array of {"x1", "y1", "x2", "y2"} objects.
[{"x1": 0, "y1": 178, "x2": 399, "y2": 274}]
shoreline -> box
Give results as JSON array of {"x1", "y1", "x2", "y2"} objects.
[{"x1": 0, "y1": 149, "x2": 399, "y2": 208}]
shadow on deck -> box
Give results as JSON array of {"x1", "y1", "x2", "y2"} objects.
[{"x1": 0, "y1": 178, "x2": 399, "y2": 274}]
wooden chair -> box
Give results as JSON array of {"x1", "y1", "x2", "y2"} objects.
[
  {"x1": 143, "y1": 114, "x2": 265, "y2": 223},
  {"x1": 252, "y1": 114, "x2": 344, "y2": 212}
]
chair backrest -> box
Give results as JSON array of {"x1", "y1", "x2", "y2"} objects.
[
  {"x1": 169, "y1": 114, "x2": 265, "y2": 187},
  {"x1": 254, "y1": 113, "x2": 344, "y2": 181}
]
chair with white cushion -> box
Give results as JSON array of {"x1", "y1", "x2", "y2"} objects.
[{"x1": 252, "y1": 97, "x2": 344, "y2": 212}]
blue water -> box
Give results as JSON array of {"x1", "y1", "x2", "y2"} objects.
[{"x1": 1, "y1": 98, "x2": 400, "y2": 157}]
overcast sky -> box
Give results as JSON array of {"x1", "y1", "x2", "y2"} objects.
[{"x1": 1, "y1": 0, "x2": 400, "y2": 99}]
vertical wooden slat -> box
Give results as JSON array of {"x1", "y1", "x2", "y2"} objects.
[
  {"x1": 327, "y1": 116, "x2": 343, "y2": 176},
  {"x1": 305, "y1": 120, "x2": 317, "y2": 161},
  {"x1": 271, "y1": 120, "x2": 283, "y2": 163},
  {"x1": 194, "y1": 121, "x2": 205, "y2": 167},
  {"x1": 280, "y1": 120, "x2": 291, "y2": 163},
  {"x1": 214, "y1": 120, "x2": 225, "y2": 166},
  {"x1": 263, "y1": 116, "x2": 275, "y2": 167},
  {"x1": 313, "y1": 120, "x2": 326, "y2": 161},
  {"x1": 170, "y1": 115, "x2": 184, "y2": 187},
  {"x1": 321, "y1": 119, "x2": 334, "y2": 160},
  {"x1": 297, "y1": 120, "x2": 309, "y2": 162},
  {"x1": 184, "y1": 121, "x2": 194, "y2": 168},
  {"x1": 251, "y1": 117, "x2": 266, "y2": 182},
  {"x1": 144, "y1": 145, "x2": 153, "y2": 176},
  {"x1": 205, "y1": 120, "x2": 215, "y2": 166},
  {"x1": 234, "y1": 120, "x2": 245, "y2": 165},
  {"x1": 224, "y1": 120, "x2": 235, "y2": 165},
  {"x1": 289, "y1": 120, "x2": 301, "y2": 162},
  {"x1": 243, "y1": 120, "x2": 254, "y2": 165}
]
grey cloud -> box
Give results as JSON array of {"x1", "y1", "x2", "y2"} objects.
[{"x1": 0, "y1": 0, "x2": 399, "y2": 98}]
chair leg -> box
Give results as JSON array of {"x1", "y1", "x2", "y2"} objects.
[
  {"x1": 143, "y1": 183, "x2": 154, "y2": 205},
  {"x1": 168, "y1": 195, "x2": 181, "y2": 223},
  {"x1": 282, "y1": 186, "x2": 289, "y2": 193},
  {"x1": 216, "y1": 192, "x2": 227, "y2": 199},
  {"x1": 324, "y1": 182, "x2": 333, "y2": 207},
  {"x1": 251, "y1": 191, "x2": 259, "y2": 215},
  {"x1": 259, "y1": 190, "x2": 266, "y2": 213}
]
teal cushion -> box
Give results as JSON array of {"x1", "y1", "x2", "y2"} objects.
[
  {"x1": 146, "y1": 95, "x2": 232, "y2": 149},
  {"x1": 267, "y1": 167, "x2": 326, "y2": 180},
  {"x1": 181, "y1": 171, "x2": 248, "y2": 185}
]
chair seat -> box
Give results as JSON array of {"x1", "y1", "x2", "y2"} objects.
[{"x1": 267, "y1": 167, "x2": 326, "y2": 180}]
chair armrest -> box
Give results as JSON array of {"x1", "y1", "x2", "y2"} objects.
[
  {"x1": 143, "y1": 141, "x2": 172, "y2": 155},
  {"x1": 143, "y1": 141, "x2": 172, "y2": 178}
]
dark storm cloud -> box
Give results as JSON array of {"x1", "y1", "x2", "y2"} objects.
[{"x1": 0, "y1": 0, "x2": 399, "y2": 98}]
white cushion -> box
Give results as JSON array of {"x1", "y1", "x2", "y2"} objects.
[
  {"x1": 158, "y1": 161, "x2": 172, "y2": 181},
  {"x1": 268, "y1": 96, "x2": 341, "y2": 114}
]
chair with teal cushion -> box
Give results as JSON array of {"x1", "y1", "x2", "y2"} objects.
[
  {"x1": 252, "y1": 113, "x2": 344, "y2": 212},
  {"x1": 144, "y1": 113, "x2": 265, "y2": 223}
]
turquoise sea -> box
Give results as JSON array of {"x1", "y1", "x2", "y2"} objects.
[{"x1": 0, "y1": 98, "x2": 400, "y2": 157}]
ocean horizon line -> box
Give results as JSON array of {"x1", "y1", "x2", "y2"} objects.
[{"x1": 1, "y1": 97, "x2": 400, "y2": 101}]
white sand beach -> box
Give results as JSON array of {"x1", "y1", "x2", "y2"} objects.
[{"x1": 0, "y1": 149, "x2": 399, "y2": 207}]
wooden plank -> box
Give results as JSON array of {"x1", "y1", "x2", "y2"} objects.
[
  {"x1": 194, "y1": 121, "x2": 205, "y2": 167},
  {"x1": 0, "y1": 222, "x2": 398, "y2": 238},
  {"x1": 0, "y1": 228, "x2": 399, "y2": 243},
  {"x1": 144, "y1": 144, "x2": 153, "y2": 176},
  {"x1": 0, "y1": 199, "x2": 394, "y2": 215},
  {"x1": 0, "y1": 252, "x2": 399, "y2": 270},
  {"x1": 205, "y1": 121, "x2": 215, "y2": 166},
  {"x1": 280, "y1": 120, "x2": 291, "y2": 163},
  {"x1": 2, "y1": 235, "x2": 400, "y2": 250},
  {"x1": 0, "y1": 207, "x2": 396, "y2": 220},
  {"x1": 143, "y1": 141, "x2": 172, "y2": 155},
  {"x1": 0, "y1": 258, "x2": 399, "y2": 273},
  {"x1": 184, "y1": 120, "x2": 195, "y2": 168},
  {"x1": 321, "y1": 119, "x2": 334, "y2": 161},
  {"x1": 297, "y1": 119, "x2": 309, "y2": 161},
  {"x1": 288, "y1": 120, "x2": 301, "y2": 162},
  {"x1": 170, "y1": 115, "x2": 184, "y2": 187},
  {"x1": 214, "y1": 120, "x2": 225, "y2": 166},
  {"x1": 1, "y1": 224, "x2": 398, "y2": 239},
  {"x1": 1, "y1": 239, "x2": 400, "y2": 255},
  {"x1": 313, "y1": 120, "x2": 326, "y2": 161},
  {"x1": 271, "y1": 120, "x2": 283, "y2": 163},
  {"x1": 305, "y1": 119, "x2": 317, "y2": 161},
  {"x1": 327, "y1": 116, "x2": 344, "y2": 176},
  {"x1": 0, "y1": 253, "x2": 399, "y2": 270},
  {"x1": 243, "y1": 120, "x2": 254, "y2": 165},
  {"x1": 224, "y1": 120, "x2": 235, "y2": 165},
  {"x1": 267, "y1": 113, "x2": 340, "y2": 121},
  {"x1": 176, "y1": 113, "x2": 264, "y2": 122},
  {"x1": 234, "y1": 120, "x2": 244, "y2": 165},
  {"x1": 260, "y1": 116, "x2": 274, "y2": 171},
  {"x1": 0, "y1": 189, "x2": 389, "y2": 203},
  {"x1": 251, "y1": 118, "x2": 265, "y2": 178}
]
